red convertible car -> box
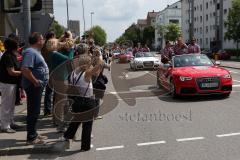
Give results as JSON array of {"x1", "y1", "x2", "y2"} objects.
[
  {"x1": 119, "y1": 49, "x2": 134, "y2": 63},
  {"x1": 157, "y1": 54, "x2": 232, "y2": 98}
]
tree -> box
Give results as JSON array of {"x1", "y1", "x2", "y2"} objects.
[
  {"x1": 51, "y1": 20, "x2": 65, "y2": 38},
  {"x1": 164, "y1": 23, "x2": 181, "y2": 42},
  {"x1": 225, "y1": 0, "x2": 240, "y2": 58},
  {"x1": 89, "y1": 25, "x2": 107, "y2": 46},
  {"x1": 142, "y1": 26, "x2": 155, "y2": 48}
]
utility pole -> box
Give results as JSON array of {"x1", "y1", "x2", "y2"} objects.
[
  {"x1": 23, "y1": 0, "x2": 31, "y2": 45},
  {"x1": 219, "y1": 0, "x2": 224, "y2": 49},
  {"x1": 66, "y1": 0, "x2": 70, "y2": 29},
  {"x1": 90, "y1": 12, "x2": 94, "y2": 28}
]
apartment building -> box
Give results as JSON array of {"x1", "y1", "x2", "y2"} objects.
[
  {"x1": 155, "y1": 1, "x2": 181, "y2": 49},
  {"x1": 181, "y1": 0, "x2": 235, "y2": 50}
]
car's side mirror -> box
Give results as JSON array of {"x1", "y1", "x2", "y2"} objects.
[{"x1": 215, "y1": 61, "x2": 221, "y2": 66}]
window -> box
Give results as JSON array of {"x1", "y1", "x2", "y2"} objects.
[
  {"x1": 206, "y1": 2, "x2": 208, "y2": 9},
  {"x1": 206, "y1": 14, "x2": 208, "y2": 21},
  {"x1": 200, "y1": 27, "x2": 203, "y2": 34},
  {"x1": 213, "y1": 12, "x2": 216, "y2": 16},
  {"x1": 206, "y1": 38, "x2": 208, "y2": 45},
  {"x1": 200, "y1": 16, "x2": 203, "y2": 22},
  {"x1": 200, "y1": 38, "x2": 203, "y2": 45},
  {"x1": 224, "y1": 9, "x2": 227, "y2": 14},
  {"x1": 206, "y1": 26, "x2": 208, "y2": 33},
  {"x1": 200, "y1": 4, "x2": 203, "y2": 11}
]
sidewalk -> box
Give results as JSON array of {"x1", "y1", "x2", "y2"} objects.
[
  {"x1": 220, "y1": 60, "x2": 240, "y2": 69},
  {"x1": 0, "y1": 100, "x2": 76, "y2": 159}
]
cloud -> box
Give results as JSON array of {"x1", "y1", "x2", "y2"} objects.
[{"x1": 94, "y1": 0, "x2": 145, "y2": 21}]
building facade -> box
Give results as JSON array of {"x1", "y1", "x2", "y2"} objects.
[
  {"x1": 155, "y1": 1, "x2": 182, "y2": 49},
  {"x1": 181, "y1": 0, "x2": 235, "y2": 50},
  {"x1": 68, "y1": 20, "x2": 80, "y2": 38},
  {"x1": 42, "y1": 0, "x2": 54, "y2": 14}
]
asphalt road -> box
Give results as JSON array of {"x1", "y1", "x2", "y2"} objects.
[
  {"x1": 1, "y1": 62, "x2": 240, "y2": 160},
  {"x1": 55, "y1": 62, "x2": 240, "y2": 160}
]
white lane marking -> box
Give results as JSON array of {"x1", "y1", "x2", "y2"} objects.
[
  {"x1": 233, "y1": 84, "x2": 240, "y2": 87},
  {"x1": 96, "y1": 145, "x2": 124, "y2": 151},
  {"x1": 216, "y1": 132, "x2": 240, "y2": 138},
  {"x1": 137, "y1": 141, "x2": 166, "y2": 146},
  {"x1": 230, "y1": 70, "x2": 238, "y2": 74},
  {"x1": 176, "y1": 137, "x2": 205, "y2": 142},
  {"x1": 109, "y1": 89, "x2": 163, "y2": 95},
  {"x1": 146, "y1": 71, "x2": 157, "y2": 78},
  {"x1": 233, "y1": 80, "x2": 240, "y2": 83},
  {"x1": 91, "y1": 144, "x2": 94, "y2": 148}
]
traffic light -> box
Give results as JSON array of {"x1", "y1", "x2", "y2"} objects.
[{"x1": 1, "y1": 0, "x2": 42, "y2": 13}]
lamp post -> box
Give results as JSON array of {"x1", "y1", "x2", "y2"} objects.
[
  {"x1": 91, "y1": 12, "x2": 94, "y2": 28},
  {"x1": 66, "y1": 0, "x2": 69, "y2": 29},
  {"x1": 82, "y1": 0, "x2": 86, "y2": 33}
]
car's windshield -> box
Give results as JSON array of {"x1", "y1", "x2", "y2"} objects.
[
  {"x1": 136, "y1": 52, "x2": 154, "y2": 58},
  {"x1": 173, "y1": 54, "x2": 213, "y2": 67}
]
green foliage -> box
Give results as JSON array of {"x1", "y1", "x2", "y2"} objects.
[
  {"x1": 89, "y1": 25, "x2": 107, "y2": 46},
  {"x1": 225, "y1": 0, "x2": 240, "y2": 57},
  {"x1": 142, "y1": 26, "x2": 155, "y2": 47},
  {"x1": 115, "y1": 24, "x2": 140, "y2": 45},
  {"x1": 164, "y1": 23, "x2": 181, "y2": 42},
  {"x1": 51, "y1": 20, "x2": 65, "y2": 38}
]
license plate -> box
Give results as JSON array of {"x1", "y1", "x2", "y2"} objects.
[{"x1": 201, "y1": 83, "x2": 219, "y2": 88}]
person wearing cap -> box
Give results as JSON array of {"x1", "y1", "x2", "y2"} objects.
[{"x1": 188, "y1": 37, "x2": 201, "y2": 54}]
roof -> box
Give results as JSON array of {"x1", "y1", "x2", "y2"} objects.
[
  {"x1": 137, "y1": 19, "x2": 147, "y2": 25},
  {"x1": 147, "y1": 11, "x2": 159, "y2": 18}
]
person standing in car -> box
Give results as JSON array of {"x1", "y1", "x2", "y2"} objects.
[
  {"x1": 188, "y1": 37, "x2": 201, "y2": 54},
  {"x1": 174, "y1": 37, "x2": 188, "y2": 55},
  {"x1": 161, "y1": 41, "x2": 174, "y2": 64}
]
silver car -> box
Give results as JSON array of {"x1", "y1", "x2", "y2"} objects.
[{"x1": 130, "y1": 52, "x2": 160, "y2": 70}]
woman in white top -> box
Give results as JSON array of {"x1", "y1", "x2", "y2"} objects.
[{"x1": 63, "y1": 52, "x2": 103, "y2": 151}]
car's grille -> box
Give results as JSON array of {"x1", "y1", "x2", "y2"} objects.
[
  {"x1": 196, "y1": 77, "x2": 220, "y2": 90},
  {"x1": 143, "y1": 61, "x2": 154, "y2": 67}
]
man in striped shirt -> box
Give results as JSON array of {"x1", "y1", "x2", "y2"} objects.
[{"x1": 188, "y1": 37, "x2": 201, "y2": 54}]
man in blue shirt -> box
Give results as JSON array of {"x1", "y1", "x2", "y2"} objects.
[{"x1": 21, "y1": 32, "x2": 49, "y2": 145}]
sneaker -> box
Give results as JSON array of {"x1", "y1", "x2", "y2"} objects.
[
  {"x1": 37, "y1": 135, "x2": 48, "y2": 140},
  {"x1": 26, "y1": 138, "x2": 45, "y2": 145},
  {"x1": 95, "y1": 116, "x2": 103, "y2": 120},
  {"x1": 1, "y1": 128, "x2": 16, "y2": 133},
  {"x1": 10, "y1": 124, "x2": 22, "y2": 130}
]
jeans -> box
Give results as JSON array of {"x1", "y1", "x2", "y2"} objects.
[
  {"x1": 44, "y1": 84, "x2": 53, "y2": 114},
  {"x1": 25, "y1": 85, "x2": 44, "y2": 141}
]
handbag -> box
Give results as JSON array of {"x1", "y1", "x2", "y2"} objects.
[{"x1": 93, "y1": 72, "x2": 108, "y2": 99}]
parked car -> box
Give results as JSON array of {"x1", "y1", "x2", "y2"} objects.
[
  {"x1": 130, "y1": 52, "x2": 160, "y2": 70},
  {"x1": 157, "y1": 54, "x2": 232, "y2": 98},
  {"x1": 112, "y1": 50, "x2": 121, "y2": 59}
]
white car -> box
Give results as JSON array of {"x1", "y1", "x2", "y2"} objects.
[{"x1": 130, "y1": 52, "x2": 160, "y2": 70}]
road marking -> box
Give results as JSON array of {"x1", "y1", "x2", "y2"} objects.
[
  {"x1": 233, "y1": 80, "x2": 240, "y2": 83},
  {"x1": 96, "y1": 145, "x2": 124, "y2": 151},
  {"x1": 146, "y1": 71, "x2": 157, "y2": 78},
  {"x1": 109, "y1": 89, "x2": 163, "y2": 95},
  {"x1": 216, "y1": 132, "x2": 240, "y2": 138},
  {"x1": 137, "y1": 141, "x2": 166, "y2": 146},
  {"x1": 233, "y1": 85, "x2": 240, "y2": 88},
  {"x1": 230, "y1": 70, "x2": 238, "y2": 74},
  {"x1": 176, "y1": 137, "x2": 205, "y2": 142}
]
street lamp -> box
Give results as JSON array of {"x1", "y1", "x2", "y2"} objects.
[
  {"x1": 66, "y1": 0, "x2": 70, "y2": 29},
  {"x1": 91, "y1": 12, "x2": 94, "y2": 28},
  {"x1": 82, "y1": 0, "x2": 86, "y2": 33}
]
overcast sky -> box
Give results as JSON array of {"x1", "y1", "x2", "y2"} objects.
[{"x1": 53, "y1": 0, "x2": 179, "y2": 42}]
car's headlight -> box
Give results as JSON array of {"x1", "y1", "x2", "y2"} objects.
[
  {"x1": 154, "y1": 60, "x2": 160, "y2": 63},
  {"x1": 223, "y1": 74, "x2": 231, "y2": 79},
  {"x1": 179, "y1": 76, "x2": 193, "y2": 81}
]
